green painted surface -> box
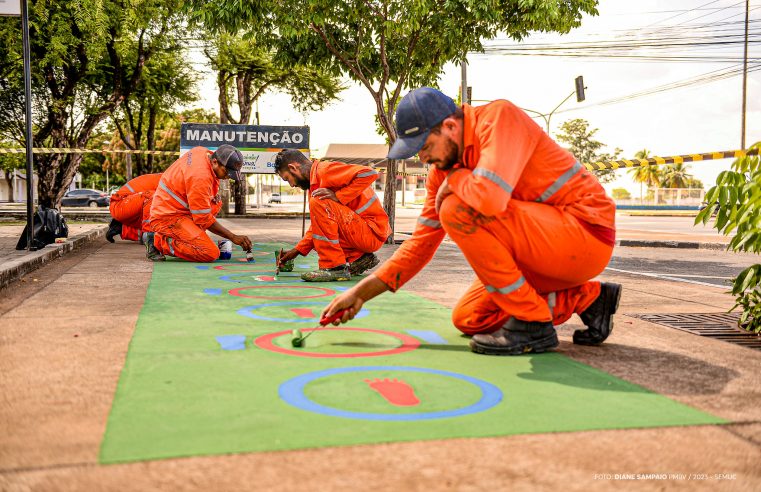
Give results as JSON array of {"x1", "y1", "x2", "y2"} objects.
[{"x1": 100, "y1": 244, "x2": 724, "y2": 463}]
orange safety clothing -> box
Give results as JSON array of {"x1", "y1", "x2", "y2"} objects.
[
  {"x1": 120, "y1": 225, "x2": 140, "y2": 242},
  {"x1": 109, "y1": 173, "x2": 162, "y2": 238},
  {"x1": 149, "y1": 147, "x2": 225, "y2": 262},
  {"x1": 295, "y1": 160, "x2": 390, "y2": 269},
  {"x1": 374, "y1": 100, "x2": 616, "y2": 334}
]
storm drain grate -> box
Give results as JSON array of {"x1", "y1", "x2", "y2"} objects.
[{"x1": 627, "y1": 312, "x2": 761, "y2": 350}]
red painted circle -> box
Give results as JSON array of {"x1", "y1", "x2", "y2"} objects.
[
  {"x1": 254, "y1": 327, "x2": 420, "y2": 358},
  {"x1": 229, "y1": 285, "x2": 335, "y2": 299}
]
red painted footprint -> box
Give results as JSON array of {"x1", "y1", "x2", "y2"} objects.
[{"x1": 364, "y1": 378, "x2": 420, "y2": 407}]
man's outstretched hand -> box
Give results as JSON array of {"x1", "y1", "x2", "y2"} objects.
[{"x1": 231, "y1": 234, "x2": 252, "y2": 252}]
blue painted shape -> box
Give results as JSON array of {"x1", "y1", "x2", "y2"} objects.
[
  {"x1": 237, "y1": 301, "x2": 369, "y2": 323},
  {"x1": 215, "y1": 335, "x2": 247, "y2": 351},
  {"x1": 334, "y1": 286, "x2": 349, "y2": 291},
  {"x1": 195, "y1": 265, "x2": 210, "y2": 270},
  {"x1": 219, "y1": 273, "x2": 252, "y2": 283},
  {"x1": 279, "y1": 366, "x2": 502, "y2": 421},
  {"x1": 297, "y1": 264, "x2": 311, "y2": 269},
  {"x1": 204, "y1": 288, "x2": 222, "y2": 296},
  {"x1": 406, "y1": 330, "x2": 449, "y2": 344}
]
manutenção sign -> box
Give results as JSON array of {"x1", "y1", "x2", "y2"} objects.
[{"x1": 180, "y1": 123, "x2": 310, "y2": 174}]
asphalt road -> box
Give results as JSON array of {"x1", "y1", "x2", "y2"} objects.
[{"x1": 608, "y1": 246, "x2": 754, "y2": 289}]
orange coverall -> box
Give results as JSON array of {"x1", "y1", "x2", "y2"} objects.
[
  {"x1": 149, "y1": 147, "x2": 224, "y2": 262},
  {"x1": 109, "y1": 173, "x2": 162, "y2": 242},
  {"x1": 374, "y1": 101, "x2": 616, "y2": 335},
  {"x1": 295, "y1": 160, "x2": 391, "y2": 269}
]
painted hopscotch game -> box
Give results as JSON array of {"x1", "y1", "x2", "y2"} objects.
[{"x1": 100, "y1": 243, "x2": 723, "y2": 463}]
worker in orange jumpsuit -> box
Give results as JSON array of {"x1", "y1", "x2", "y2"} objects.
[
  {"x1": 147, "y1": 145, "x2": 252, "y2": 262},
  {"x1": 322, "y1": 87, "x2": 622, "y2": 356},
  {"x1": 274, "y1": 149, "x2": 390, "y2": 282},
  {"x1": 107, "y1": 173, "x2": 162, "y2": 243}
]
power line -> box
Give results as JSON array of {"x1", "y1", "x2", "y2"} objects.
[{"x1": 641, "y1": 0, "x2": 724, "y2": 28}]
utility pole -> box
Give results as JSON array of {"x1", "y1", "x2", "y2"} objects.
[
  {"x1": 460, "y1": 59, "x2": 468, "y2": 105},
  {"x1": 741, "y1": 0, "x2": 749, "y2": 149}
]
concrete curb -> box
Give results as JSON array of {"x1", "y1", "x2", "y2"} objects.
[
  {"x1": 0, "y1": 225, "x2": 107, "y2": 290},
  {"x1": 617, "y1": 239, "x2": 729, "y2": 250}
]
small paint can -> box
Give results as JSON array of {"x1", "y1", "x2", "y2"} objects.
[{"x1": 218, "y1": 240, "x2": 233, "y2": 260}]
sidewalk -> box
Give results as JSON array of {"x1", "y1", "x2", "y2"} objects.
[{"x1": 0, "y1": 216, "x2": 759, "y2": 490}]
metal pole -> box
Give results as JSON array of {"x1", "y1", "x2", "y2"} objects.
[
  {"x1": 21, "y1": 0, "x2": 35, "y2": 251},
  {"x1": 460, "y1": 59, "x2": 467, "y2": 105},
  {"x1": 741, "y1": 0, "x2": 749, "y2": 149}
]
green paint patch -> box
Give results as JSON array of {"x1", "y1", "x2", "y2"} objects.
[{"x1": 100, "y1": 244, "x2": 724, "y2": 463}]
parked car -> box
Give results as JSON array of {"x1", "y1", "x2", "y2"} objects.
[
  {"x1": 268, "y1": 192, "x2": 281, "y2": 204},
  {"x1": 61, "y1": 188, "x2": 110, "y2": 208}
]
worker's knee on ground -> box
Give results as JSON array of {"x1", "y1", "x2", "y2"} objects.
[
  {"x1": 451, "y1": 307, "x2": 498, "y2": 336},
  {"x1": 196, "y1": 246, "x2": 219, "y2": 263}
]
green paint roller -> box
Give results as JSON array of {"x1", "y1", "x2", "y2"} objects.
[{"x1": 291, "y1": 308, "x2": 349, "y2": 347}]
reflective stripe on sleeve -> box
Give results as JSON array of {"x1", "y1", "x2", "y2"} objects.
[
  {"x1": 484, "y1": 277, "x2": 525, "y2": 295},
  {"x1": 158, "y1": 181, "x2": 189, "y2": 209},
  {"x1": 357, "y1": 170, "x2": 378, "y2": 178},
  {"x1": 473, "y1": 168, "x2": 513, "y2": 194},
  {"x1": 355, "y1": 194, "x2": 377, "y2": 214},
  {"x1": 417, "y1": 217, "x2": 442, "y2": 229},
  {"x1": 536, "y1": 161, "x2": 582, "y2": 202},
  {"x1": 190, "y1": 208, "x2": 212, "y2": 214},
  {"x1": 125, "y1": 183, "x2": 135, "y2": 193},
  {"x1": 313, "y1": 234, "x2": 339, "y2": 244}
]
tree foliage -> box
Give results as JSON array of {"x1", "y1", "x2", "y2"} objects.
[
  {"x1": 0, "y1": 0, "x2": 186, "y2": 207},
  {"x1": 695, "y1": 142, "x2": 761, "y2": 332},
  {"x1": 191, "y1": 0, "x2": 599, "y2": 229},
  {"x1": 555, "y1": 118, "x2": 620, "y2": 183}
]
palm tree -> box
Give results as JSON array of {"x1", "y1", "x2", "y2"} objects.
[
  {"x1": 628, "y1": 149, "x2": 662, "y2": 204},
  {"x1": 660, "y1": 162, "x2": 692, "y2": 189}
]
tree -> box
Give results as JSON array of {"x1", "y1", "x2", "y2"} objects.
[
  {"x1": 695, "y1": 142, "x2": 761, "y2": 333},
  {"x1": 555, "y1": 119, "x2": 621, "y2": 184},
  {"x1": 205, "y1": 32, "x2": 343, "y2": 214},
  {"x1": 0, "y1": 0, "x2": 186, "y2": 207},
  {"x1": 611, "y1": 188, "x2": 631, "y2": 200},
  {"x1": 660, "y1": 162, "x2": 693, "y2": 189},
  {"x1": 110, "y1": 49, "x2": 199, "y2": 178},
  {"x1": 191, "y1": 0, "x2": 599, "y2": 236},
  {"x1": 628, "y1": 148, "x2": 662, "y2": 204}
]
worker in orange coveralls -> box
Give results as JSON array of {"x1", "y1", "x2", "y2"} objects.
[
  {"x1": 107, "y1": 173, "x2": 162, "y2": 243},
  {"x1": 146, "y1": 145, "x2": 252, "y2": 262},
  {"x1": 274, "y1": 149, "x2": 390, "y2": 282},
  {"x1": 322, "y1": 87, "x2": 622, "y2": 356}
]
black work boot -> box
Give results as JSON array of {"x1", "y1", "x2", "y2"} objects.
[
  {"x1": 573, "y1": 282, "x2": 622, "y2": 346},
  {"x1": 349, "y1": 253, "x2": 380, "y2": 276},
  {"x1": 143, "y1": 232, "x2": 165, "y2": 262},
  {"x1": 469, "y1": 319, "x2": 558, "y2": 356},
  {"x1": 106, "y1": 219, "x2": 122, "y2": 243}
]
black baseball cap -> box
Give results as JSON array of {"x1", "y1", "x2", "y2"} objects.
[
  {"x1": 214, "y1": 144, "x2": 244, "y2": 182},
  {"x1": 387, "y1": 87, "x2": 458, "y2": 160}
]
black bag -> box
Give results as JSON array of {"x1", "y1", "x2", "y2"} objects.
[{"x1": 15, "y1": 206, "x2": 69, "y2": 250}]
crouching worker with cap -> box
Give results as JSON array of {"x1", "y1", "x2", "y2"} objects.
[
  {"x1": 146, "y1": 145, "x2": 252, "y2": 262},
  {"x1": 274, "y1": 149, "x2": 390, "y2": 282},
  {"x1": 322, "y1": 87, "x2": 622, "y2": 355}
]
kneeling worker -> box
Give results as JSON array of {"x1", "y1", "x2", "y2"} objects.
[
  {"x1": 274, "y1": 149, "x2": 390, "y2": 281},
  {"x1": 107, "y1": 172, "x2": 162, "y2": 243},
  {"x1": 146, "y1": 145, "x2": 252, "y2": 262},
  {"x1": 322, "y1": 87, "x2": 622, "y2": 355}
]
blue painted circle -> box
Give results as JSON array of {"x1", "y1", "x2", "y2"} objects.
[
  {"x1": 279, "y1": 366, "x2": 502, "y2": 420},
  {"x1": 237, "y1": 301, "x2": 369, "y2": 323}
]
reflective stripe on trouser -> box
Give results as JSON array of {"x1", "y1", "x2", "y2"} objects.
[
  {"x1": 109, "y1": 191, "x2": 155, "y2": 232},
  {"x1": 309, "y1": 197, "x2": 385, "y2": 269},
  {"x1": 120, "y1": 225, "x2": 140, "y2": 242},
  {"x1": 151, "y1": 215, "x2": 219, "y2": 263},
  {"x1": 439, "y1": 195, "x2": 611, "y2": 335}
]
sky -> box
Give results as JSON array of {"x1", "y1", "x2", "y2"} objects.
[{"x1": 193, "y1": 0, "x2": 760, "y2": 197}]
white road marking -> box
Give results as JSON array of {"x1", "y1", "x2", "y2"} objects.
[{"x1": 604, "y1": 267, "x2": 727, "y2": 289}]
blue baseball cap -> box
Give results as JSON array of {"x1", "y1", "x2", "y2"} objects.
[{"x1": 387, "y1": 87, "x2": 458, "y2": 160}]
